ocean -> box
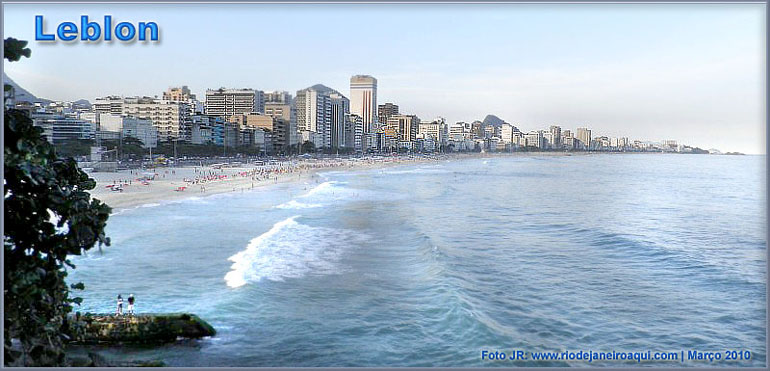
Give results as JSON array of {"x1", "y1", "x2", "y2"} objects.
[{"x1": 67, "y1": 154, "x2": 767, "y2": 367}]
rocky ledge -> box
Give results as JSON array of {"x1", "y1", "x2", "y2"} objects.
[{"x1": 65, "y1": 313, "x2": 216, "y2": 344}]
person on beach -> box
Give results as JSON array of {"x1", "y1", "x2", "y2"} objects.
[
  {"x1": 116, "y1": 294, "x2": 123, "y2": 316},
  {"x1": 127, "y1": 294, "x2": 135, "y2": 315}
]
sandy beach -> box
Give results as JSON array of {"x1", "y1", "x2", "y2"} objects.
[{"x1": 86, "y1": 154, "x2": 451, "y2": 212}]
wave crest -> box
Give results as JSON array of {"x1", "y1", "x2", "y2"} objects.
[{"x1": 224, "y1": 216, "x2": 364, "y2": 287}]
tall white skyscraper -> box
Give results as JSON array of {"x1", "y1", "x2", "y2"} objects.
[{"x1": 350, "y1": 75, "x2": 377, "y2": 133}]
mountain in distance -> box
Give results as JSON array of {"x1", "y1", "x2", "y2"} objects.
[
  {"x1": 482, "y1": 114, "x2": 505, "y2": 127},
  {"x1": 3, "y1": 72, "x2": 53, "y2": 105},
  {"x1": 4, "y1": 72, "x2": 94, "y2": 107},
  {"x1": 307, "y1": 83, "x2": 343, "y2": 96},
  {"x1": 72, "y1": 99, "x2": 92, "y2": 109}
]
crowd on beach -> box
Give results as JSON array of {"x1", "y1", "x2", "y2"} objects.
[
  {"x1": 88, "y1": 154, "x2": 452, "y2": 206},
  {"x1": 177, "y1": 156, "x2": 436, "y2": 193},
  {"x1": 102, "y1": 169, "x2": 180, "y2": 193}
]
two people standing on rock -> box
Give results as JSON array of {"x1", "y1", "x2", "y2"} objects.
[{"x1": 116, "y1": 294, "x2": 136, "y2": 316}]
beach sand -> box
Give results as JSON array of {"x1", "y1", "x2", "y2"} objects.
[{"x1": 86, "y1": 155, "x2": 447, "y2": 212}]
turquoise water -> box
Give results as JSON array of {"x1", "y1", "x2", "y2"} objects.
[{"x1": 68, "y1": 154, "x2": 766, "y2": 367}]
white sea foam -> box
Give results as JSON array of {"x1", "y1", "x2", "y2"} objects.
[
  {"x1": 110, "y1": 209, "x2": 128, "y2": 216},
  {"x1": 299, "y1": 181, "x2": 346, "y2": 198},
  {"x1": 274, "y1": 181, "x2": 369, "y2": 209},
  {"x1": 224, "y1": 216, "x2": 365, "y2": 288},
  {"x1": 274, "y1": 200, "x2": 322, "y2": 209},
  {"x1": 297, "y1": 180, "x2": 383, "y2": 203},
  {"x1": 381, "y1": 168, "x2": 449, "y2": 175},
  {"x1": 110, "y1": 202, "x2": 162, "y2": 216}
]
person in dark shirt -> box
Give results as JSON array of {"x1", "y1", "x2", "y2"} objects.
[{"x1": 127, "y1": 294, "x2": 135, "y2": 315}]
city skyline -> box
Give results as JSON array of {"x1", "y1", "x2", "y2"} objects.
[{"x1": 2, "y1": 3, "x2": 765, "y2": 153}]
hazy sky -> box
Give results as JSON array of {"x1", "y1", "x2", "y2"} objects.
[{"x1": 3, "y1": 3, "x2": 766, "y2": 153}]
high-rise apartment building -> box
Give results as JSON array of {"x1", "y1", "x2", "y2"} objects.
[
  {"x1": 205, "y1": 88, "x2": 264, "y2": 118},
  {"x1": 122, "y1": 97, "x2": 191, "y2": 142},
  {"x1": 329, "y1": 92, "x2": 350, "y2": 149},
  {"x1": 418, "y1": 118, "x2": 448, "y2": 148},
  {"x1": 350, "y1": 75, "x2": 377, "y2": 133},
  {"x1": 264, "y1": 91, "x2": 292, "y2": 104},
  {"x1": 94, "y1": 96, "x2": 125, "y2": 115},
  {"x1": 94, "y1": 96, "x2": 191, "y2": 142},
  {"x1": 576, "y1": 127, "x2": 592, "y2": 150},
  {"x1": 499, "y1": 123, "x2": 514, "y2": 143},
  {"x1": 346, "y1": 113, "x2": 364, "y2": 152},
  {"x1": 525, "y1": 130, "x2": 544, "y2": 149},
  {"x1": 99, "y1": 113, "x2": 158, "y2": 148},
  {"x1": 31, "y1": 112, "x2": 94, "y2": 144},
  {"x1": 164, "y1": 86, "x2": 203, "y2": 115},
  {"x1": 549, "y1": 125, "x2": 562, "y2": 148},
  {"x1": 543, "y1": 131, "x2": 555, "y2": 149},
  {"x1": 164, "y1": 86, "x2": 196, "y2": 102},
  {"x1": 386, "y1": 114, "x2": 419, "y2": 143},
  {"x1": 377, "y1": 103, "x2": 399, "y2": 125},
  {"x1": 190, "y1": 115, "x2": 220, "y2": 145},
  {"x1": 471, "y1": 121, "x2": 484, "y2": 139},
  {"x1": 449, "y1": 122, "x2": 470, "y2": 142},
  {"x1": 296, "y1": 84, "x2": 337, "y2": 149},
  {"x1": 265, "y1": 102, "x2": 298, "y2": 151},
  {"x1": 229, "y1": 113, "x2": 273, "y2": 131},
  {"x1": 228, "y1": 113, "x2": 273, "y2": 153}
]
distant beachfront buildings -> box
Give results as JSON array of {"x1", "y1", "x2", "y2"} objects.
[{"x1": 7, "y1": 72, "x2": 705, "y2": 155}]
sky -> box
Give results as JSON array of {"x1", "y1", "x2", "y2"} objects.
[{"x1": 2, "y1": 3, "x2": 766, "y2": 154}]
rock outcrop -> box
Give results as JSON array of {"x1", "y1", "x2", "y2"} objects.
[{"x1": 65, "y1": 313, "x2": 215, "y2": 344}]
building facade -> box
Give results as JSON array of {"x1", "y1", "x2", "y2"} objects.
[
  {"x1": 205, "y1": 88, "x2": 264, "y2": 118},
  {"x1": 163, "y1": 86, "x2": 195, "y2": 102},
  {"x1": 98, "y1": 113, "x2": 158, "y2": 148},
  {"x1": 265, "y1": 102, "x2": 298, "y2": 153},
  {"x1": 377, "y1": 102, "x2": 399, "y2": 125},
  {"x1": 31, "y1": 112, "x2": 94, "y2": 144},
  {"x1": 350, "y1": 75, "x2": 377, "y2": 134},
  {"x1": 121, "y1": 97, "x2": 191, "y2": 142},
  {"x1": 576, "y1": 127, "x2": 592, "y2": 150},
  {"x1": 329, "y1": 92, "x2": 350, "y2": 149}
]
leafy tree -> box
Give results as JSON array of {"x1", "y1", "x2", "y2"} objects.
[
  {"x1": 52, "y1": 139, "x2": 95, "y2": 159},
  {"x1": 4, "y1": 38, "x2": 111, "y2": 366},
  {"x1": 301, "y1": 140, "x2": 315, "y2": 153}
]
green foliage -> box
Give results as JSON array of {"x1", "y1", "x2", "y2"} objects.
[
  {"x1": 52, "y1": 139, "x2": 95, "y2": 159},
  {"x1": 301, "y1": 140, "x2": 315, "y2": 153},
  {"x1": 4, "y1": 38, "x2": 111, "y2": 366},
  {"x1": 4, "y1": 38, "x2": 31, "y2": 62},
  {"x1": 152, "y1": 141, "x2": 263, "y2": 157},
  {"x1": 101, "y1": 136, "x2": 147, "y2": 159}
]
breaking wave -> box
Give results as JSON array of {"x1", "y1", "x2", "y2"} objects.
[{"x1": 224, "y1": 216, "x2": 365, "y2": 288}]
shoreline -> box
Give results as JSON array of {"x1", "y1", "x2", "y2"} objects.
[
  {"x1": 88, "y1": 154, "x2": 459, "y2": 212},
  {"x1": 86, "y1": 151, "x2": 715, "y2": 212}
]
